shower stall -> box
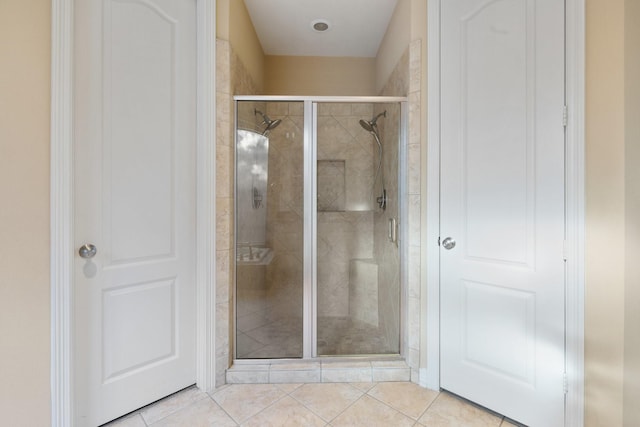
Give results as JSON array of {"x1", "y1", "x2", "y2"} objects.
[{"x1": 234, "y1": 97, "x2": 407, "y2": 360}]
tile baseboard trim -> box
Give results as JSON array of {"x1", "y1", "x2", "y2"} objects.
[{"x1": 226, "y1": 359, "x2": 411, "y2": 385}]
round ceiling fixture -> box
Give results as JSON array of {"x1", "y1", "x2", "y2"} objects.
[{"x1": 311, "y1": 19, "x2": 331, "y2": 32}]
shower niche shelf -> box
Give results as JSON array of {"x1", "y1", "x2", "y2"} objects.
[{"x1": 317, "y1": 160, "x2": 346, "y2": 212}]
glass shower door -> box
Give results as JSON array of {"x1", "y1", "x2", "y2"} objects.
[
  {"x1": 235, "y1": 101, "x2": 304, "y2": 359},
  {"x1": 315, "y1": 102, "x2": 401, "y2": 356}
]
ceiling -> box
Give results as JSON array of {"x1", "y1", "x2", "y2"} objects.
[{"x1": 243, "y1": 0, "x2": 399, "y2": 58}]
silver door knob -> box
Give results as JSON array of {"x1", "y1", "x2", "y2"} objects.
[
  {"x1": 79, "y1": 244, "x2": 97, "y2": 259},
  {"x1": 442, "y1": 237, "x2": 456, "y2": 250}
]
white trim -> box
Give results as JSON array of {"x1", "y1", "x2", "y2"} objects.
[
  {"x1": 419, "y1": 367, "x2": 430, "y2": 388},
  {"x1": 399, "y1": 100, "x2": 409, "y2": 363},
  {"x1": 233, "y1": 95, "x2": 408, "y2": 103},
  {"x1": 50, "y1": 0, "x2": 74, "y2": 425},
  {"x1": 424, "y1": 0, "x2": 441, "y2": 391},
  {"x1": 424, "y1": 0, "x2": 586, "y2": 424},
  {"x1": 195, "y1": 0, "x2": 217, "y2": 393},
  {"x1": 564, "y1": 0, "x2": 586, "y2": 425},
  {"x1": 50, "y1": 0, "x2": 217, "y2": 424}
]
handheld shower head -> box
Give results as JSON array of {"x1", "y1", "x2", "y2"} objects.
[
  {"x1": 358, "y1": 110, "x2": 387, "y2": 133},
  {"x1": 255, "y1": 109, "x2": 282, "y2": 135},
  {"x1": 358, "y1": 119, "x2": 375, "y2": 133},
  {"x1": 358, "y1": 110, "x2": 388, "y2": 210}
]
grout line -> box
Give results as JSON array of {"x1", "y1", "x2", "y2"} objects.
[
  {"x1": 325, "y1": 387, "x2": 369, "y2": 424},
  {"x1": 415, "y1": 390, "x2": 441, "y2": 422},
  {"x1": 209, "y1": 397, "x2": 239, "y2": 427},
  {"x1": 423, "y1": 390, "x2": 442, "y2": 413},
  {"x1": 233, "y1": 387, "x2": 291, "y2": 425},
  {"x1": 365, "y1": 390, "x2": 417, "y2": 420},
  {"x1": 128, "y1": 385, "x2": 201, "y2": 426},
  {"x1": 274, "y1": 382, "x2": 305, "y2": 394},
  {"x1": 143, "y1": 391, "x2": 210, "y2": 426},
  {"x1": 290, "y1": 382, "x2": 367, "y2": 424},
  {"x1": 287, "y1": 386, "x2": 333, "y2": 423}
]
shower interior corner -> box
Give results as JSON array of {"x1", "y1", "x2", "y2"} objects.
[{"x1": 234, "y1": 99, "x2": 404, "y2": 360}]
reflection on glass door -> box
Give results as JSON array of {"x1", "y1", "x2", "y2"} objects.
[{"x1": 235, "y1": 101, "x2": 304, "y2": 358}]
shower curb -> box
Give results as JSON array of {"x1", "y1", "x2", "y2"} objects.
[{"x1": 226, "y1": 360, "x2": 411, "y2": 384}]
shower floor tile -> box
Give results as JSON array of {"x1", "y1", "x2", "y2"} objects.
[
  {"x1": 317, "y1": 316, "x2": 397, "y2": 355},
  {"x1": 236, "y1": 314, "x2": 397, "y2": 359}
]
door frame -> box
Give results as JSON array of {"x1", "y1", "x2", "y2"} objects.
[
  {"x1": 424, "y1": 1, "x2": 585, "y2": 426},
  {"x1": 49, "y1": 0, "x2": 217, "y2": 425}
]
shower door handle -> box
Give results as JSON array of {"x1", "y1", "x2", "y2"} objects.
[{"x1": 388, "y1": 218, "x2": 397, "y2": 244}]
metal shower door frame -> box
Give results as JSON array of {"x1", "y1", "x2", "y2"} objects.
[{"x1": 234, "y1": 95, "x2": 408, "y2": 361}]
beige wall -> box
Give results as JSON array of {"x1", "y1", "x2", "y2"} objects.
[
  {"x1": 217, "y1": 0, "x2": 265, "y2": 92},
  {"x1": 375, "y1": 0, "x2": 427, "y2": 95},
  {"x1": 0, "y1": 1, "x2": 51, "y2": 426},
  {"x1": 216, "y1": 0, "x2": 229, "y2": 39},
  {"x1": 584, "y1": 1, "x2": 640, "y2": 424},
  {"x1": 376, "y1": 0, "x2": 411, "y2": 93},
  {"x1": 264, "y1": 55, "x2": 376, "y2": 96},
  {"x1": 623, "y1": 0, "x2": 640, "y2": 425},
  {"x1": 585, "y1": 0, "x2": 626, "y2": 425}
]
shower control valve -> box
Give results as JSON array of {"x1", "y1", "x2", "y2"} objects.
[{"x1": 377, "y1": 189, "x2": 387, "y2": 210}]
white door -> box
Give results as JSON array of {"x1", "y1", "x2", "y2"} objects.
[
  {"x1": 73, "y1": 0, "x2": 197, "y2": 425},
  {"x1": 440, "y1": 1, "x2": 565, "y2": 426}
]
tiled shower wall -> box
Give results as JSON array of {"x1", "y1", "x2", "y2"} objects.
[
  {"x1": 316, "y1": 103, "x2": 376, "y2": 319},
  {"x1": 377, "y1": 40, "x2": 423, "y2": 382},
  {"x1": 215, "y1": 39, "x2": 259, "y2": 386}
]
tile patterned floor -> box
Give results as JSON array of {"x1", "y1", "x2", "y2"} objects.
[{"x1": 104, "y1": 382, "x2": 522, "y2": 427}]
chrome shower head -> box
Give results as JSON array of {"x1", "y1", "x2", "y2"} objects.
[
  {"x1": 255, "y1": 109, "x2": 281, "y2": 135},
  {"x1": 359, "y1": 110, "x2": 387, "y2": 133},
  {"x1": 264, "y1": 118, "x2": 281, "y2": 133},
  {"x1": 359, "y1": 119, "x2": 375, "y2": 133}
]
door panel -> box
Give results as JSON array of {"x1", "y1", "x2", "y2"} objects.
[
  {"x1": 440, "y1": 1, "x2": 566, "y2": 426},
  {"x1": 74, "y1": 1, "x2": 197, "y2": 425},
  {"x1": 102, "y1": 278, "x2": 176, "y2": 381},
  {"x1": 463, "y1": 280, "x2": 535, "y2": 383},
  {"x1": 105, "y1": 0, "x2": 177, "y2": 264},
  {"x1": 461, "y1": 0, "x2": 535, "y2": 267}
]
